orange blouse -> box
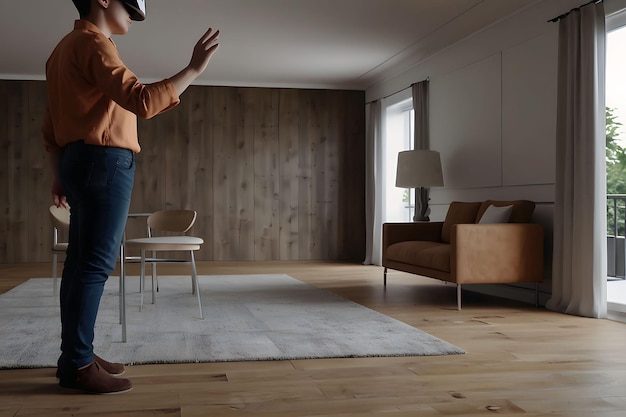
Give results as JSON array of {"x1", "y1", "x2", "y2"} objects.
[{"x1": 42, "y1": 20, "x2": 180, "y2": 153}]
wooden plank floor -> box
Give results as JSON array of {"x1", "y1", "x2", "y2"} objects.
[{"x1": 1, "y1": 261, "x2": 626, "y2": 416}]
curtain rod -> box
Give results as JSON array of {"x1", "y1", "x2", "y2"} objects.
[
  {"x1": 548, "y1": 0, "x2": 602, "y2": 23},
  {"x1": 365, "y1": 77, "x2": 429, "y2": 105}
]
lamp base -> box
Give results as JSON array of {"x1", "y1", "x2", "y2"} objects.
[{"x1": 413, "y1": 215, "x2": 430, "y2": 222}]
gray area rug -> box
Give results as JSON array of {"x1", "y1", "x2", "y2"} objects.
[{"x1": 0, "y1": 274, "x2": 464, "y2": 369}]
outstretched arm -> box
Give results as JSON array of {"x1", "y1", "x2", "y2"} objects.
[{"x1": 169, "y1": 28, "x2": 220, "y2": 96}]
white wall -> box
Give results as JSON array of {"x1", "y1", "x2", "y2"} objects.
[
  {"x1": 366, "y1": 0, "x2": 598, "y2": 304},
  {"x1": 366, "y1": 0, "x2": 593, "y2": 210}
]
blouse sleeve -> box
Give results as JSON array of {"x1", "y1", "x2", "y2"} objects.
[{"x1": 85, "y1": 35, "x2": 180, "y2": 119}]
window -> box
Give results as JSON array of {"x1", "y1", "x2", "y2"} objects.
[
  {"x1": 606, "y1": 13, "x2": 626, "y2": 148},
  {"x1": 606, "y1": 7, "x2": 626, "y2": 312},
  {"x1": 383, "y1": 96, "x2": 414, "y2": 222}
]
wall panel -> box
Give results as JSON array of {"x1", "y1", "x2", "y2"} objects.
[
  {"x1": 27, "y1": 81, "x2": 49, "y2": 263},
  {"x1": 6, "y1": 82, "x2": 29, "y2": 263},
  {"x1": 430, "y1": 54, "x2": 502, "y2": 189},
  {"x1": 253, "y1": 88, "x2": 280, "y2": 260},
  {"x1": 0, "y1": 80, "x2": 365, "y2": 264},
  {"x1": 502, "y1": 30, "x2": 558, "y2": 186},
  {"x1": 278, "y1": 89, "x2": 300, "y2": 260},
  {"x1": 0, "y1": 81, "x2": 8, "y2": 261},
  {"x1": 212, "y1": 87, "x2": 240, "y2": 260}
]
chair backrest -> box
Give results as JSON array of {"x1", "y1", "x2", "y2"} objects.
[
  {"x1": 147, "y1": 210, "x2": 197, "y2": 234},
  {"x1": 49, "y1": 205, "x2": 70, "y2": 231}
]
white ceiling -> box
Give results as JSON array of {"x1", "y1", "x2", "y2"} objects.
[{"x1": 0, "y1": 0, "x2": 537, "y2": 90}]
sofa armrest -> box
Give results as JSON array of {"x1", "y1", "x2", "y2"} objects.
[
  {"x1": 383, "y1": 222, "x2": 444, "y2": 248},
  {"x1": 451, "y1": 223, "x2": 543, "y2": 284}
]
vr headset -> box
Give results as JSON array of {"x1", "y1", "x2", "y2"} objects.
[{"x1": 121, "y1": 0, "x2": 146, "y2": 21}]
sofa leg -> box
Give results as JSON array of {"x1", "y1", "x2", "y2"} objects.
[
  {"x1": 383, "y1": 267, "x2": 388, "y2": 286},
  {"x1": 457, "y1": 284, "x2": 462, "y2": 311},
  {"x1": 535, "y1": 282, "x2": 539, "y2": 308}
]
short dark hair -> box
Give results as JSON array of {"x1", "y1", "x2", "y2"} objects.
[{"x1": 71, "y1": 0, "x2": 91, "y2": 18}]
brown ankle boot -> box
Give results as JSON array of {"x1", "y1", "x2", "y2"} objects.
[
  {"x1": 94, "y1": 354, "x2": 125, "y2": 376},
  {"x1": 71, "y1": 362, "x2": 133, "y2": 394},
  {"x1": 57, "y1": 354, "x2": 125, "y2": 379}
]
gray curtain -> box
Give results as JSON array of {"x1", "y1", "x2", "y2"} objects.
[
  {"x1": 412, "y1": 80, "x2": 430, "y2": 221},
  {"x1": 546, "y1": 1, "x2": 607, "y2": 318},
  {"x1": 363, "y1": 100, "x2": 383, "y2": 265}
]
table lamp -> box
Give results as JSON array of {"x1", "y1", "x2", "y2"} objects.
[{"x1": 395, "y1": 150, "x2": 444, "y2": 221}]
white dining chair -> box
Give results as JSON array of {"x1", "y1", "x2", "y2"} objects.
[
  {"x1": 123, "y1": 209, "x2": 204, "y2": 319},
  {"x1": 49, "y1": 205, "x2": 70, "y2": 295}
]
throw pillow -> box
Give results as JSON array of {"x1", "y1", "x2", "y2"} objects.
[
  {"x1": 478, "y1": 204, "x2": 513, "y2": 224},
  {"x1": 441, "y1": 201, "x2": 483, "y2": 243},
  {"x1": 476, "y1": 200, "x2": 535, "y2": 223}
]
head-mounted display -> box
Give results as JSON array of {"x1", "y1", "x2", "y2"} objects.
[{"x1": 121, "y1": 0, "x2": 146, "y2": 21}]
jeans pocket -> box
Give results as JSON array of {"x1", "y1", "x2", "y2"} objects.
[
  {"x1": 116, "y1": 153, "x2": 134, "y2": 170},
  {"x1": 110, "y1": 152, "x2": 135, "y2": 190}
]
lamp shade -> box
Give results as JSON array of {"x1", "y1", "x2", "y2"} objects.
[{"x1": 395, "y1": 150, "x2": 444, "y2": 188}]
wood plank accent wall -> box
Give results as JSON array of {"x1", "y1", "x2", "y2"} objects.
[{"x1": 0, "y1": 80, "x2": 366, "y2": 263}]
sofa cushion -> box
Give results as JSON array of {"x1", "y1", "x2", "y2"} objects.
[
  {"x1": 441, "y1": 201, "x2": 482, "y2": 243},
  {"x1": 476, "y1": 200, "x2": 535, "y2": 223},
  {"x1": 478, "y1": 204, "x2": 513, "y2": 224},
  {"x1": 386, "y1": 241, "x2": 451, "y2": 273}
]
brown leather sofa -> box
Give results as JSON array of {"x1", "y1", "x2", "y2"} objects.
[{"x1": 382, "y1": 200, "x2": 544, "y2": 309}]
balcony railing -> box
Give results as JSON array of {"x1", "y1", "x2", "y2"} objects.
[{"x1": 608, "y1": 194, "x2": 626, "y2": 280}]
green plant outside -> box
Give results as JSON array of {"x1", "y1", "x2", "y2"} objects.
[{"x1": 607, "y1": 107, "x2": 626, "y2": 236}]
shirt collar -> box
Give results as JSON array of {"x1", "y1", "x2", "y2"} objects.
[
  {"x1": 74, "y1": 19, "x2": 104, "y2": 35},
  {"x1": 74, "y1": 19, "x2": 116, "y2": 46}
]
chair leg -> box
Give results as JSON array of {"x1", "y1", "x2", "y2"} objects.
[
  {"x1": 140, "y1": 249, "x2": 146, "y2": 311},
  {"x1": 535, "y1": 282, "x2": 540, "y2": 307},
  {"x1": 119, "y1": 243, "x2": 127, "y2": 343},
  {"x1": 52, "y1": 252, "x2": 58, "y2": 296},
  {"x1": 383, "y1": 267, "x2": 387, "y2": 286},
  {"x1": 150, "y1": 259, "x2": 156, "y2": 305},
  {"x1": 457, "y1": 284, "x2": 462, "y2": 311},
  {"x1": 151, "y1": 250, "x2": 158, "y2": 292},
  {"x1": 190, "y1": 251, "x2": 203, "y2": 319},
  {"x1": 190, "y1": 261, "x2": 196, "y2": 295}
]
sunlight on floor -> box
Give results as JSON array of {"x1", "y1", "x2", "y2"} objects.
[
  {"x1": 608, "y1": 279, "x2": 626, "y2": 304},
  {"x1": 608, "y1": 279, "x2": 626, "y2": 323}
]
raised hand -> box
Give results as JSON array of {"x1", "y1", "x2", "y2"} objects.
[
  {"x1": 170, "y1": 27, "x2": 221, "y2": 95},
  {"x1": 188, "y1": 28, "x2": 220, "y2": 75}
]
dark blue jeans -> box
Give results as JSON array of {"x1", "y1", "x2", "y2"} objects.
[{"x1": 59, "y1": 141, "x2": 135, "y2": 369}]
